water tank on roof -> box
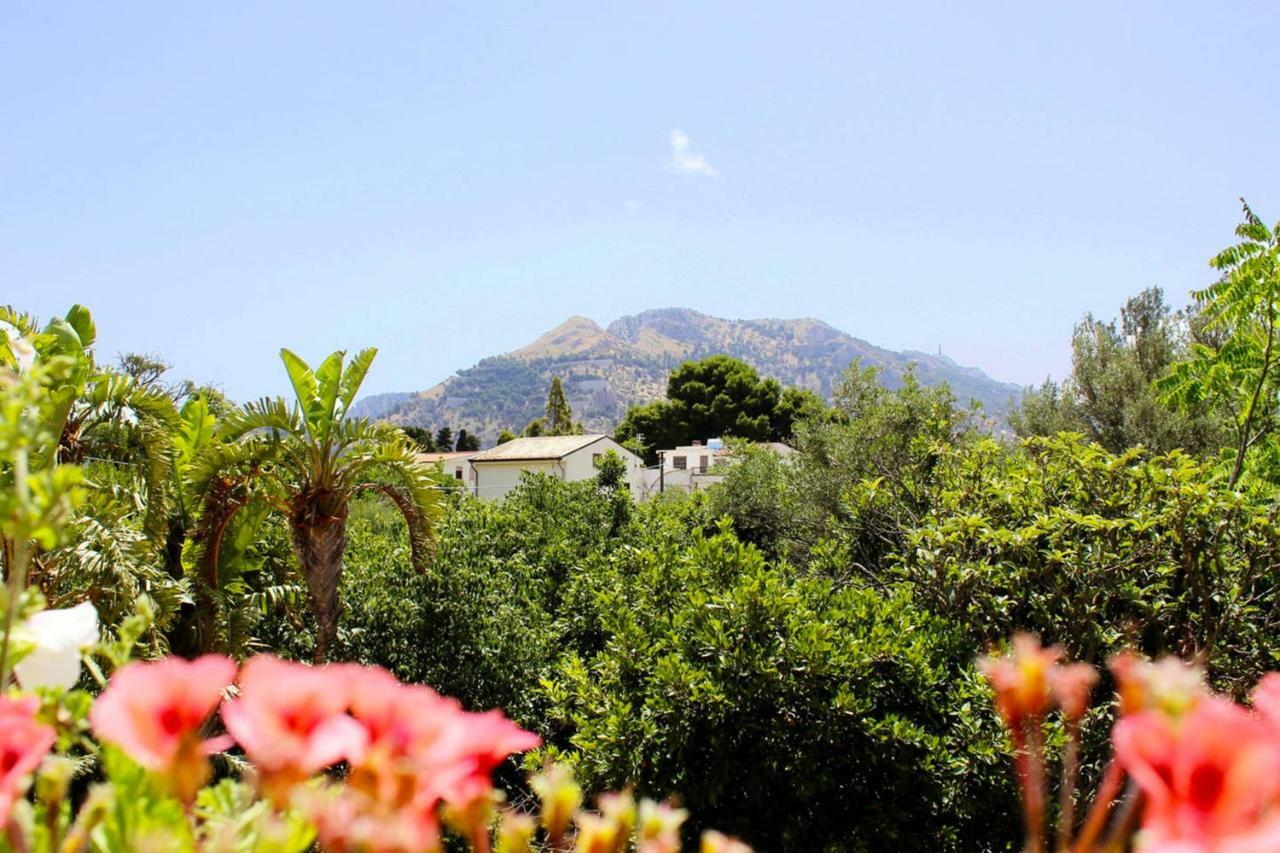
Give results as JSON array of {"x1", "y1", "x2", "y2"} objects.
[{"x1": 707, "y1": 438, "x2": 724, "y2": 450}]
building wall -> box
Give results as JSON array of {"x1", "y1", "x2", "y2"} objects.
[
  {"x1": 559, "y1": 438, "x2": 646, "y2": 494},
  {"x1": 471, "y1": 438, "x2": 646, "y2": 501},
  {"x1": 471, "y1": 460, "x2": 557, "y2": 501}
]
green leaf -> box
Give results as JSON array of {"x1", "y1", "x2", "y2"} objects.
[{"x1": 336, "y1": 347, "x2": 377, "y2": 420}]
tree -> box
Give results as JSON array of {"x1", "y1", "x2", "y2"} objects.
[
  {"x1": 616, "y1": 355, "x2": 815, "y2": 463},
  {"x1": 523, "y1": 418, "x2": 545, "y2": 437},
  {"x1": 214, "y1": 347, "x2": 442, "y2": 661},
  {"x1": 593, "y1": 449, "x2": 628, "y2": 491},
  {"x1": 1010, "y1": 288, "x2": 1221, "y2": 454},
  {"x1": 173, "y1": 381, "x2": 235, "y2": 419},
  {"x1": 434, "y1": 427, "x2": 453, "y2": 453},
  {"x1": 400, "y1": 426, "x2": 435, "y2": 452},
  {"x1": 455, "y1": 429, "x2": 480, "y2": 451},
  {"x1": 1160, "y1": 201, "x2": 1280, "y2": 488},
  {"x1": 496, "y1": 428, "x2": 517, "y2": 445},
  {"x1": 117, "y1": 352, "x2": 171, "y2": 392},
  {"x1": 544, "y1": 377, "x2": 573, "y2": 436}
]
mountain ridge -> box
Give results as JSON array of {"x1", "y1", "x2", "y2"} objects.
[{"x1": 353, "y1": 308, "x2": 1019, "y2": 443}]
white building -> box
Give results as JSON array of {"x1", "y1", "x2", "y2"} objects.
[
  {"x1": 415, "y1": 450, "x2": 482, "y2": 492},
  {"x1": 466, "y1": 434, "x2": 645, "y2": 501},
  {"x1": 641, "y1": 438, "x2": 796, "y2": 496}
]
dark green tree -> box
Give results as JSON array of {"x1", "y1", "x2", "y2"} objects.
[
  {"x1": 455, "y1": 429, "x2": 480, "y2": 451},
  {"x1": 523, "y1": 418, "x2": 545, "y2": 437},
  {"x1": 400, "y1": 426, "x2": 435, "y2": 452},
  {"x1": 496, "y1": 428, "x2": 517, "y2": 445},
  {"x1": 434, "y1": 426, "x2": 453, "y2": 452},
  {"x1": 616, "y1": 355, "x2": 816, "y2": 462},
  {"x1": 544, "y1": 377, "x2": 574, "y2": 436}
]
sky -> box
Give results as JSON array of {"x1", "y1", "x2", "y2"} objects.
[{"x1": 5, "y1": 2, "x2": 1280, "y2": 401}]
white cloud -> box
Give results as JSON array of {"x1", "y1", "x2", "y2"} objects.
[{"x1": 668, "y1": 129, "x2": 718, "y2": 177}]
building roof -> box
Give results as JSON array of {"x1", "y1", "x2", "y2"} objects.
[
  {"x1": 415, "y1": 451, "x2": 479, "y2": 464},
  {"x1": 470, "y1": 434, "x2": 620, "y2": 463}
]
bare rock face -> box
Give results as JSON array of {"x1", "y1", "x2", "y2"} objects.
[{"x1": 350, "y1": 308, "x2": 1019, "y2": 444}]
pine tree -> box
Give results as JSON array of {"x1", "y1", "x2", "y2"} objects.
[
  {"x1": 545, "y1": 377, "x2": 573, "y2": 436},
  {"x1": 455, "y1": 429, "x2": 480, "y2": 451},
  {"x1": 434, "y1": 426, "x2": 453, "y2": 451}
]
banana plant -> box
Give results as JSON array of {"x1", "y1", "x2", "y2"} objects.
[{"x1": 213, "y1": 347, "x2": 441, "y2": 662}]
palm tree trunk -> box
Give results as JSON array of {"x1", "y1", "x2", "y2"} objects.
[{"x1": 290, "y1": 494, "x2": 349, "y2": 664}]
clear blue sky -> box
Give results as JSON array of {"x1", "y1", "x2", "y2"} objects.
[{"x1": 5, "y1": 3, "x2": 1279, "y2": 401}]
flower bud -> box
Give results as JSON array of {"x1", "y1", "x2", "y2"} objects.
[
  {"x1": 1109, "y1": 652, "x2": 1205, "y2": 719},
  {"x1": 531, "y1": 764, "x2": 583, "y2": 840},
  {"x1": 701, "y1": 830, "x2": 752, "y2": 853},
  {"x1": 1050, "y1": 662, "x2": 1098, "y2": 721},
  {"x1": 495, "y1": 811, "x2": 536, "y2": 853},
  {"x1": 637, "y1": 799, "x2": 687, "y2": 853},
  {"x1": 979, "y1": 633, "x2": 1061, "y2": 729}
]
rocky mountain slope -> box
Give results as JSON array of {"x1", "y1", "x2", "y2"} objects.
[{"x1": 353, "y1": 308, "x2": 1019, "y2": 443}]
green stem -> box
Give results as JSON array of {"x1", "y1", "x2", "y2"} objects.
[{"x1": 0, "y1": 448, "x2": 32, "y2": 688}]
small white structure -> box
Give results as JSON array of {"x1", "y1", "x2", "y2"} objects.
[
  {"x1": 642, "y1": 438, "x2": 796, "y2": 496},
  {"x1": 467, "y1": 435, "x2": 645, "y2": 501},
  {"x1": 415, "y1": 451, "x2": 482, "y2": 491}
]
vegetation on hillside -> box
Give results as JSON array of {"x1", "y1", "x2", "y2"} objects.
[{"x1": 365, "y1": 309, "x2": 1019, "y2": 444}]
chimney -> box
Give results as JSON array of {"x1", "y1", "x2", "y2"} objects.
[{"x1": 691, "y1": 440, "x2": 702, "y2": 447}]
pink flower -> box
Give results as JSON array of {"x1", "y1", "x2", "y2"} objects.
[
  {"x1": 1250, "y1": 673, "x2": 1280, "y2": 732},
  {"x1": 294, "y1": 785, "x2": 442, "y2": 853},
  {"x1": 345, "y1": 667, "x2": 540, "y2": 809},
  {"x1": 1114, "y1": 697, "x2": 1280, "y2": 848},
  {"x1": 220, "y1": 655, "x2": 368, "y2": 802},
  {"x1": 90, "y1": 655, "x2": 235, "y2": 803},
  {"x1": 427, "y1": 708, "x2": 542, "y2": 806},
  {"x1": 0, "y1": 696, "x2": 55, "y2": 825}
]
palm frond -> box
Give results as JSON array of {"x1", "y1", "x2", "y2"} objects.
[{"x1": 218, "y1": 397, "x2": 305, "y2": 443}]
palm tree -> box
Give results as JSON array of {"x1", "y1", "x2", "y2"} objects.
[{"x1": 213, "y1": 347, "x2": 441, "y2": 662}]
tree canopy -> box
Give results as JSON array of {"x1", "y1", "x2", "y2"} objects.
[
  {"x1": 1010, "y1": 287, "x2": 1221, "y2": 454},
  {"x1": 615, "y1": 355, "x2": 822, "y2": 462}
]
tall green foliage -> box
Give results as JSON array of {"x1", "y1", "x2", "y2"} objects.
[
  {"x1": 1011, "y1": 288, "x2": 1221, "y2": 455},
  {"x1": 544, "y1": 376, "x2": 575, "y2": 436},
  {"x1": 1160, "y1": 201, "x2": 1280, "y2": 487}
]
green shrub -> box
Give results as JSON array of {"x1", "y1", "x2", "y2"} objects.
[
  {"x1": 897, "y1": 435, "x2": 1280, "y2": 694},
  {"x1": 539, "y1": 522, "x2": 1015, "y2": 851}
]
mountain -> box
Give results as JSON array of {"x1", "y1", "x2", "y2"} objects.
[{"x1": 353, "y1": 308, "x2": 1020, "y2": 443}]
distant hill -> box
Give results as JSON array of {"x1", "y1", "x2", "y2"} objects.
[{"x1": 352, "y1": 308, "x2": 1019, "y2": 443}]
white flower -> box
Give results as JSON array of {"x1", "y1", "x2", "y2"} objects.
[{"x1": 14, "y1": 601, "x2": 99, "y2": 691}]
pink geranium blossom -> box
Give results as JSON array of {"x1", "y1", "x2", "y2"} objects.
[
  {"x1": 89, "y1": 654, "x2": 235, "y2": 803},
  {"x1": 1114, "y1": 697, "x2": 1280, "y2": 849},
  {"x1": 0, "y1": 696, "x2": 55, "y2": 825},
  {"x1": 1251, "y1": 673, "x2": 1280, "y2": 732},
  {"x1": 220, "y1": 655, "x2": 368, "y2": 802}
]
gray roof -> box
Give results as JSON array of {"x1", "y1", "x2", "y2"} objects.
[{"x1": 470, "y1": 434, "x2": 618, "y2": 463}]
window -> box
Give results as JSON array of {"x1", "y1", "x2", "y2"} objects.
[
  {"x1": 699, "y1": 455, "x2": 709, "y2": 473},
  {"x1": 672, "y1": 455, "x2": 687, "y2": 470},
  {"x1": 454, "y1": 466, "x2": 463, "y2": 480},
  {"x1": 592, "y1": 453, "x2": 602, "y2": 465}
]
